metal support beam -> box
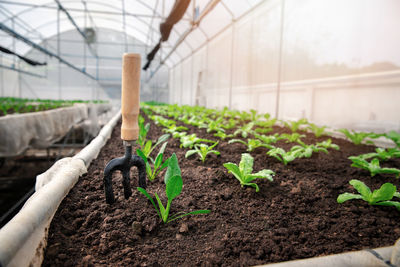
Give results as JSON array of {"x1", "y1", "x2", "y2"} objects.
[
  {"x1": 0, "y1": 64, "x2": 45, "y2": 79},
  {"x1": 0, "y1": 22, "x2": 97, "y2": 80},
  {"x1": 54, "y1": 0, "x2": 97, "y2": 57},
  {"x1": 275, "y1": 0, "x2": 285, "y2": 119},
  {"x1": 147, "y1": 0, "x2": 221, "y2": 82},
  {"x1": 121, "y1": 0, "x2": 128, "y2": 52},
  {"x1": 0, "y1": 0, "x2": 176, "y2": 20}
]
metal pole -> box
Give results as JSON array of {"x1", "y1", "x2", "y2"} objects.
[
  {"x1": 57, "y1": 7, "x2": 61, "y2": 99},
  {"x1": 275, "y1": 0, "x2": 285, "y2": 119},
  {"x1": 228, "y1": 21, "x2": 235, "y2": 109},
  {"x1": 180, "y1": 63, "x2": 183, "y2": 105},
  {"x1": 17, "y1": 61, "x2": 21, "y2": 97},
  {"x1": 121, "y1": 0, "x2": 128, "y2": 52},
  {"x1": 0, "y1": 55, "x2": 3, "y2": 96},
  {"x1": 190, "y1": 53, "x2": 194, "y2": 106}
]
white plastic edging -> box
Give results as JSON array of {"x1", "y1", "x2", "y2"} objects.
[
  {"x1": 258, "y1": 246, "x2": 397, "y2": 267},
  {"x1": 0, "y1": 111, "x2": 121, "y2": 267}
]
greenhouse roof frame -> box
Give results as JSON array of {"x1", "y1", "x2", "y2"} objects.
[{"x1": 0, "y1": 0, "x2": 263, "y2": 80}]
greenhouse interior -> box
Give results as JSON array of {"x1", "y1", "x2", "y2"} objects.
[{"x1": 0, "y1": 0, "x2": 400, "y2": 266}]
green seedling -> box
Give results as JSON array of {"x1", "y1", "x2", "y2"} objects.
[
  {"x1": 255, "y1": 118, "x2": 277, "y2": 129},
  {"x1": 151, "y1": 115, "x2": 176, "y2": 128},
  {"x1": 140, "y1": 134, "x2": 170, "y2": 160},
  {"x1": 280, "y1": 133, "x2": 306, "y2": 145},
  {"x1": 338, "y1": 129, "x2": 382, "y2": 145},
  {"x1": 137, "y1": 142, "x2": 169, "y2": 181},
  {"x1": 385, "y1": 131, "x2": 400, "y2": 147},
  {"x1": 200, "y1": 118, "x2": 225, "y2": 133},
  {"x1": 138, "y1": 153, "x2": 210, "y2": 223},
  {"x1": 283, "y1": 118, "x2": 308, "y2": 133},
  {"x1": 180, "y1": 134, "x2": 214, "y2": 149},
  {"x1": 358, "y1": 148, "x2": 400, "y2": 161},
  {"x1": 162, "y1": 124, "x2": 188, "y2": 134},
  {"x1": 315, "y1": 139, "x2": 340, "y2": 151},
  {"x1": 214, "y1": 131, "x2": 233, "y2": 140},
  {"x1": 228, "y1": 138, "x2": 272, "y2": 152},
  {"x1": 267, "y1": 146, "x2": 304, "y2": 165},
  {"x1": 249, "y1": 109, "x2": 263, "y2": 121},
  {"x1": 223, "y1": 153, "x2": 274, "y2": 192},
  {"x1": 337, "y1": 179, "x2": 400, "y2": 211},
  {"x1": 137, "y1": 116, "x2": 150, "y2": 147},
  {"x1": 348, "y1": 156, "x2": 400, "y2": 178},
  {"x1": 220, "y1": 118, "x2": 237, "y2": 130},
  {"x1": 254, "y1": 127, "x2": 273, "y2": 134},
  {"x1": 308, "y1": 123, "x2": 327, "y2": 138},
  {"x1": 185, "y1": 142, "x2": 220, "y2": 163},
  {"x1": 234, "y1": 122, "x2": 254, "y2": 138},
  {"x1": 254, "y1": 133, "x2": 283, "y2": 145},
  {"x1": 290, "y1": 144, "x2": 328, "y2": 158},
  {"x1": 172, "y1": 131, "x2": 187, "y2": 139}
]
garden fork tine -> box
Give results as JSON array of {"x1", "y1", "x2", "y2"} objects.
[{"x1": 103, "y1": 53, "x2": 146, "y2": 205}]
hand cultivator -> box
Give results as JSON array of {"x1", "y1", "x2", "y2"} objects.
[{"x1": 104, "y1": 53, "x2": 146, "y2": 204}]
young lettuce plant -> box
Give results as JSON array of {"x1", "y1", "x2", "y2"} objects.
[
  {"x1": 200, "y1": 118, "x2": 225, "y2": 133},
  {"x1": 337, "y1": 179, "x2": 400, "y2": 211},
  {"x1": 137, "y1": 116, "x2": 150, "y2": 147},
  {"x1": 385, "y1": 131, "x2": 400, "y2": 147},
  {"x1": 137, "y1": 142, "x2": 169, "y2": 181},
  {"x1": 254, "y1": 127, "x2": 273, "y2": 134},
  {"x1": 180, "y1": 133, "x2": 214, "y2": 149},
  {"x1": 315, "y1": 139, "x2": 340, "y2": 151},
  {"x1": 223, "y1": 153, "x2": 274, "y2": 192},
  {"x1": 185, "y1": 142, "x2": 220, "y2": 163},
  {"x1": 228, "y1": 138, "x2": 272, "y2": 152},
  {"x1": 137, "y1": 153, "x2": 210, "y2": 223},
  {"x1": 140, "y1": 134, "x2": 170, "y2": 160},
  {"x1": 280, "y1": 133, "x2": 306, "y2": 145},
  {"x1": 162, "y1": 124, "x2": 188, "y2": 134},
  {"x1": 358, "y1": 147, "x2": 400, "y2": 161},
  {"x1": 338, "y1": 129, "x2": 382, "y2": 145},
  {"x1": 255, "y1": 118, "x2": 277, "y2": 129},
  {"x1": 307, "y1": 123, "x2": 327, "y2": 138},
  {"x1": 283, "y1": 118, "x2": 308, "y2": 133},
  {"x1": 172, "y1": 131, "x2": 187, "y2": 139},
  {"x1": 234, "y1": 122, "x2": 254, "y2": 138},
  {"x1": 348, "y1": 156, "x2": 400, "y2": 178},
  {"x1": 290, "y1": 144, "x2": 328, "y2": 158},
  {"x1": 221, "y1": 118, "x2": 237, "y2": 130},
  {"x1": 266, "y1": 146, "x2": 304, "y2": 165},
  {"x1": 214, "y1": 131, "x2": 233, "y2": 140},
  {"x1": 254, "y1": 133, "x2": 283, "y2": 145}
]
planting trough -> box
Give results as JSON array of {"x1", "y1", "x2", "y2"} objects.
[{"x1": 0, "y1": 110, "x2": 399, "y2": 267}]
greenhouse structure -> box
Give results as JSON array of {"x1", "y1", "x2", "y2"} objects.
[{"x1": 0, "y1": 0, "x2": 399, "y2": 266}]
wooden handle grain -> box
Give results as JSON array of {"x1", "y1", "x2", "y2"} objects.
[{"x1": 121, "y1": 53, "x2": 141, "y2": 141}]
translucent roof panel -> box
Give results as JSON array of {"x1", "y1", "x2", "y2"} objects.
[{"x1": 0, "y1": 0, "x2": 262, "y2": 70}]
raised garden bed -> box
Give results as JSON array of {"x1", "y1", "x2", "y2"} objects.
[
  {"x1": 0, "y1": 97, "x2": 107, "y2": 117},
  {"x1": 42, "y1": 105, "x2": 400, "y2": 266}
]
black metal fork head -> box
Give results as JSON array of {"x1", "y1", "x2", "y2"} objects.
[{"x1": 103, "y1": 143, "x2": 146, "y2": 204}]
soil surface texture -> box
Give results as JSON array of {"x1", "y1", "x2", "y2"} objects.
[{"x1": 43, "y1": 113, "x2": 400, "y2": 266}]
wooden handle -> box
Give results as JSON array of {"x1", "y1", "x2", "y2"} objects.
[{"x1": 121, "y1": 53, "x2": 141, "y2": 141}]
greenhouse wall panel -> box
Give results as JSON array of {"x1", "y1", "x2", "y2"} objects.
[
  {"x1": 181, "y1": 58, "x2": 192, "y2": 105},
  {"x1": 168, "y1": 0, "x2": 400, "y2": 132},
  {"x1": 191, "y1": 46, "x2": 207, "y2": 107}
]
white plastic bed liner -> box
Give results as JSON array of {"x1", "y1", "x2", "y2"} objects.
[{"x1": 0, "y1": 103, "x2": 112, "y2": 158}]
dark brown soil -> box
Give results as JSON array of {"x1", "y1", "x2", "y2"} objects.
[{"x1": 43, "y1": 113, "x2": 400, "y2": 267}]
